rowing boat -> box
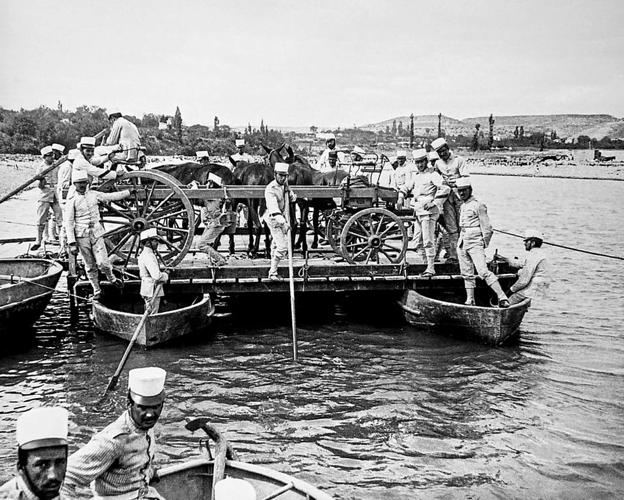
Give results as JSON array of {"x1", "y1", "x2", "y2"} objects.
[
  {"x1": 399, "y1": 288, "x2": 531, "y2": 345},
  {"x1": 0, "y1": 258, "x2": 63, "y2": 338},
  {"x1": 92, "y1": 293, "x2": 214, "y2": 347}
]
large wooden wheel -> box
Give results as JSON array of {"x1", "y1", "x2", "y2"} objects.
[
  {"x1": 339, "y1": 208, "x2": 407, "y2": 264},
  {"x1": 99, "y1": 170, "x2": 195, "y2": 268},
  {"x1": 325, "y1": 211, "x2": 347, "y2": 253}
]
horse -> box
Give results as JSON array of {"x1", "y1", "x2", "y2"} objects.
[{"x1": 151, "y1": 162, "x2": 236, "y2": 254}]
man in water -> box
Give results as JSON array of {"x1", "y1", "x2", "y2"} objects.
[
  {"x1": 0, "y1": 406, "x2": 69, "y2": 499},
  {"x1": 62, "y1": 367, "x2": 167, "y2": 500},
  {"x1": 456, "y1": 177, "x2": 509, "y2": 307}
]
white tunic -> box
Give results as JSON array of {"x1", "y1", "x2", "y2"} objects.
[{"x1": 138, "y1": 246, "x2": 167, "y2": 298}]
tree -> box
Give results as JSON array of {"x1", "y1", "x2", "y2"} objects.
[
  {"x1": 577, "y1": 135, "x2": 591, "y2": 149},
  {"x1": 472, "y1": 124, "x2": 481, "y2": 151},
  {"x1": 214, "y1": 116, "x2": 219, "y2": 132},
  {"x1": 141, "y1": 113, "x2": 159, "y2": 128},
  {"x1": 437, "y1": 113, "x2": 442, "y2": 137},
  {"x1": 514, "y1": 126, "x2": 519, "y2": 139},
  {"x1": 173, "y1": 106, "x2": 182, "y2": 142},
  {"x1": 385, "y1": 125, "x2": 390, "y2": 135},
  {"x1": 488, "y1": 114, "x2": 494, "y2": 149},
  {"x1": 397, "y1": 121, "x2": 404, "y2": 136},
  {"x1": 391, "y1": 119, "x2": 397, "y2": 135},
  {"x1": 519, "y1": 126, "x2": 524, "y2": 138},
  {"x1": 310, "y1": 125, "x2": 318, "y2": 134}
]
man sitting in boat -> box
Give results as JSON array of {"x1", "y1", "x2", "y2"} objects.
[
  {"x1": 456, "y1": 177, "x2": 510, "y2": 308},
  {"x1": 62, "y1": 367, "x2": 167, "y2": 500},
  {"x1": 0, "y1": 407, "x2": 69, "y2": 500},
  {"x1": 196, "y1": 173, "x2": 228, "y2": 266},
  {"x1": 497, "y1": 229, "x2": 550, "y2": 305},
  {"x1": 32, "y1": 146, "x2": 64, "y2": 252},
  {"x1": 64, "y1": 169, "x2": 129, "y2": 301},
  {"x1": 138, "y1": 228, "x2": 170, "y2": 314},
  {"x1": 397, "y1": 148, "x2": 449, "y2": 277}
]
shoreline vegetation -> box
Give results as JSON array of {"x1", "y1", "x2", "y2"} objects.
[{"x1": 1, "y1": 150, "x2": 622, "y2": 197}]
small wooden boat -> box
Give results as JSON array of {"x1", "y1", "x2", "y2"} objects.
[
  {"x1": 399, "y1": 288, "x2": 531, "y2": 345},
  {"x1": 154, "y1": 418, "x2": 334, "y2": 500},
  {"x1": 0, "y1": 258, "x2": 63, "y2": 336},
  {"x1": 92, "y1": 293, "x2": 214, "y2": 347}
]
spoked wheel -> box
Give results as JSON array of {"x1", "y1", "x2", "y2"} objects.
[
  {"x1": 99, "y1": 170, "x2": 195, "y2": 268},
  {"x1": 325, "y1": 210, "x2": 351, "y2": 254},
  {"x1": 339, "y1": 208, "x2": 407, "y2": 264}
]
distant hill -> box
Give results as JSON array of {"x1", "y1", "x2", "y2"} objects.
[{"x1": 360, "y1": 114, "x2": 462, "y2": 133}]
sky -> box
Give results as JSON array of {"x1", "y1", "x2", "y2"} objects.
[{"x1": 1, "y1": 0, "x2": 623, "y2": 128}]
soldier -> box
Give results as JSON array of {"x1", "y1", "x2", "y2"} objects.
[
  {"x1": 105, "y1": 111, "x2": 142, "y2": 163},
  {"x1": 264, "y1": 162, "x2": 296, "y2": 280},
  {"x1": 62, "y1": 367, "x2": 167, "y2": 500},
  {"x1": 397, "y1": 149, "x2": 449, "y2": 276},
  {"x1": 196, "y1": 173, "x2": 228, "y2": 266},
  {"x1": 497, "y1": 229, "x2": 549, "y2": 305},
  {"x1": 138, "y1": 228, "x2": 169, "y2": 314},
  {"x1": 427, "y1": 150, "x2": 440, "y2": 169},
  {"x1": 431, "y1": 137, "x2": 469, "y2": 263},
  {"x1": 316, "y1": 134, "x2": 339, "y2": 172},
  {"x1": 64, "y1": 169, "x2": 130, "y2": 300},
  {"x1": 229, "y1": 139, "x2": 253, "y2": 164},
  {"x1": 72, "y1": 137, "x2": 119, "y2": 187},
  {"x1": 455, "y1": 177, "x2": 509, "y2": 307},
  {"x1": 32, "y1": 146, "x2": 63, "y2": 251},
  {"x1": 196, "y1": 150, "x2": 210, "y2": 166},
  {"x1": 390, "y1": 151, "x2": 411, "y2": 191},
  {"x1": 0, "y1": 406, "x2": 69, "y2": 500}
]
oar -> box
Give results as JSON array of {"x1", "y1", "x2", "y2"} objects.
[
  {"x1": 0, "y1": 155, "x2": 68, "y2": 205},
  {"x1": 103, "y1": 284, "x2": 163, "y2": 395},
  {"x1": 283, "y1": 187, "x2": 298, "y2": 361}
]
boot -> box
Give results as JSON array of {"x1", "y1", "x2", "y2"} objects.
[
  {"x1": 31, "y1": 225, "x2": 45, "y2": 251},
  {"x1": 420, "y1": 255, "x2": 436, "y2": 277},
  {"x1": 489, "y1": 281, "x2": 509, "y2": 308},
  {"x1": 268, "y1": 257, "x2": 281, "y2": 280},
  {"x1": 464, "y1": 287, "x2": 475, "y2": 306}
]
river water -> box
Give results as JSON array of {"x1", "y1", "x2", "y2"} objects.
[{"x1": 0, "y1": 175, "x2": 623, "y2": 499}]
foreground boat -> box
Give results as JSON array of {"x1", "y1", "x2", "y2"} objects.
[
  {"x1": 0, "y1": 258, "x2": 63, "y2": 337},
  {"x1": 92, "y1": 293, "x2": 214, "y2": 347},
  {"x1": 399, "y1": 288, "x2": 531, "y2": 345},
  {"x1": 154, "y1": 418, "x2": 334, "y2": 500}
]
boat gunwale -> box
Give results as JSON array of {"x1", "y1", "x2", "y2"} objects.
[
  {"x1": 0, "y1": 259, "x2": 63, "y2": 309},
  {"x1": 401, "y1": 289, "x2": 531, "y2": 314},
  {"x1": 157, "y1": 457, "x2": 334, "y2": 500},
  {"x1": 93, "y1": 293, "x2": 213, "y2": 320}
]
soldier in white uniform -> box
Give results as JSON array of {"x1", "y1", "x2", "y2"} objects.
[
  {"x1": 264, "y1": 162, "x2": 297, "y2": 280},
  {"x1": 196, "y1": 150, "x2": 210, "y2": 166},
  {"x1": 62, "y1": 367, "x2": 167, "y2": 500},
  {"x1": 70, "y1": 137, "x2": 119, "y2": 194},
  {"x1": 498, "y1": 229, "x2": 550, "y2": 305},
  {"x1": 64, "y1": 169, "x2": 129, "y2": 300},
  {"x1": 196, "y1": 173, "x2": 228, "y2": 265},
  {"x1": 137, "y1": 228, "x2": 169, "y2": 313},
  {"x1": 32, "y1": 146, "x2": 63, "y2": 251},
  {"x1": 456, "y1": 177, "x2": 509, "y2": 307},
  {"x1": 431, "y1": 137, "x2": 469, "y2": 263},
  {"x1": 105, "y1": 111, "x2": 142, "y2": 163},
  {"x1": 390, "y1": 151, "x2": 411, "y2": 191},
  {"x1": 229, "y1": 139, "x2": 253, "y2": 164},
  {"x1": 397, "y1": 149, "x2": 449, "y2": 276},
  {"x1": 0, "y1": 406, "x2": 69, "y2": 500}
]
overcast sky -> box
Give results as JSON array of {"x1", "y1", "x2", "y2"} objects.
[{"x1": 1, "y1": 0, "x2": 623, "y2": 127}]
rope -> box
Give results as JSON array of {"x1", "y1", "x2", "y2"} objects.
[
  {"x1": 494, "y1": 228, "x2": 624, "y2": 261},
  {"x1": 5, "y1": 273, "x2": 92, "y2": 303},
  {"x1": 0, "y1": 219, "x2": 39, "y2": 227}
]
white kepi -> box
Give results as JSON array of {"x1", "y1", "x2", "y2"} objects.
[
  {"x1": 16, "y1": 407, "x2": 69, "y2": 450},
  {"x1": 523, "y1": 228, "x2": 544, "y2": 241},
  {"x1": 140, "y1": 227, "x2": 158, "y2": 242},
  {"x1": 52, "y1": 143, "x2": 66, "y2": 153},
  {"x1": 208, "y1": 172, "x2": 223, "y2": 186},
  {"x1": 235, "y1": 139, "x2": 245, "y2": 147},
  {"x1": 129, "y1": 366, "x2": 167, "y2": 405},
  {"x1": 274, "y1": 162, "x2": 289, "y2": 174},
  {"x1": 431, "y1": 137, "x2": 448, "y2": 151},
  {"x1": 215, "y1": 477, "x2": 257, "y2": 500},
  {"x1": 40, "y1": 145, "x2": 53, "y2": 156},
  {"x1": 196, "y1": 151, "x2": 209, "y2": 159},
  {"x1": 455, "y1": 177, "x2": 472, "y2": 189},
  {"x1": 72, "y1": 169, "x2": 89, "y2": 183}
]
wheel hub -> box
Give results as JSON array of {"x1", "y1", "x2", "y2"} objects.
[
  {"x1": 131, "y1": 217, "x2": 148, "y2": 233},
  {"x1": 368, "y1": 235, "x2": 381, "y2": 248}
]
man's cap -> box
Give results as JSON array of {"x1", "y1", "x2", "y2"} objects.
[
  {"x1": 129, "y1": 367, "x2": 167, "y2": 405},
  {"x1": 215, "y1": 478, "x2": 257, "y2": 500},
  {"x1": 208, "y1": 172, "x2": 223, "y2": 186},
  {"x1": 524, "y1": 229, "x2": 544, "y2": 241},
  {"x1": 16, "y1": 407, "x2": 69, "y2": 451},
  {"x1": 67, "y1": 149, "x2": 80, "y2": 161},
  {"x1": 196, "y1": 151, "x2": 209, "y2": 159},
  {"x1": 412, "y1": 149, "x2": 428, "y2": 161},
  {"x1": 352, "y1": 146, "x2": 365, "y2": 155},
  {"x1": 455, "y1": 177, "x2": 472, "y2": 189},
  {"x1": 235, "y1": 139, "x2": 245, "y2": 147},
  {"x1": 140, "y1": 228, "x2": 158, "y2": 242},
  {"x1": 431, "y1": 138, "x2": 448, "y2": 150},
  {"x1": 52, "y1": 143, "x2": 65, "y2": 153},
  {"x1": 428, "y1": 151, "x2": 440, "y2": 161},
  {"x1": 274, "y1": 162, "x2": 289, "y2": 174},
  {"x1": 396, "y1": 150, "x2": 407, "y2": 159},
  {"x1": 325, "y1": 133, "x2": 336, "y2": 142},
  {"x1": 40, "y1": 145, "x2": 53, "y2": 156},
  {"x1": 108, "y1": 110, "x2": 122, "y2": 118},
  {"x1": 79, "y1": 137, "x2": 96, "y2": 148},
  {"x1": 328, "y1": 150, "x2": 338, "y2": 159},
  {"x1": 71, "y1": 169, "x2": 89, "y2": 183}
]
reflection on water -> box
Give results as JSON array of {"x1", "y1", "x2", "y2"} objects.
[{"x1": 1, "y1": 176, "x2": 623, "y2": 499}]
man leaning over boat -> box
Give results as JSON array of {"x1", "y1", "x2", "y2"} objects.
[{"x1": 62, "y1": 367, "x2": 167, "y2": 500}]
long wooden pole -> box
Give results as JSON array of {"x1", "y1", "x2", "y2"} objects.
[
  {"x1": 0, "y1": 155, "x2": 67, "y2": 205},
  {"x1": 283, "y1": 186, "x2": 298, "y2": 361},
  {"x1": 103, "y1": 284, "x2": 163, "y2": 394}
]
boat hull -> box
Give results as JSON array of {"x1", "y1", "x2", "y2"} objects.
[
  {"x1": 400, "y1": 288, "x2": 531, "y2": 345},
  {"x1": 155, "y1": 458, "x2": 333, "y2": 500},
  {"x1": 92, "y1": 293, "x2": 214, "y2": 347},
  {"x1": 0, "y1": 259, "x2": 63, "y2": 336}
]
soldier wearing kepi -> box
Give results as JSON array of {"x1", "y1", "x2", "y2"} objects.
[
  {"x1": 390, "y1": 151, "x2": 411, "y2": 191},
  {"x1": 397, "y1": 149, "x2": 450, "y2": 276},
  {"x1": 456, "y1": 177, "x2": 509, "y2": 307},
  {"x1": 72, "y1": 137, "x2": 119, "y2": 192},
  {"x1": 105, "y1": 111, "x2": 142, "y2": 164},
  {"x1": 138, "y1": 228, "x2": 169, "y2": 314},
  {"x1": 196, "y1": 150, "x2": 210, "y2": 166},
  {"x1": 264, "y1": 162, "x2": 296, "y2": 281},
  {"x1": 0, "y1": 406, "x2": 69, "y2": 500},
  {"x1": 64, "y1": 169, "x2": 130, "y2": 300},
  {"x1": 229, "y1": 139, "x2": 253, "y2": 164},
  {"x1": 62, "y1": 367, "x2": 167, "y2": 500},
  {"x1": 431, "y1": 137, "x2": 469, "y2": 263},
  {"x1": 32, "y1": 146, "x2": 64, "y2": 251},
  {"x1": 196, "y1": 173, "x2": 228, "y2": 266}
]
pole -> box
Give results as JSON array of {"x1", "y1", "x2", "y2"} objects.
[
  {"x1": 103, "y1": 284, "x2": 163, "y2": 394},
  {"x1": 0, "y1": 155, "x2": 67, "y2": 205},
  {"x1": 283, "y1": 187, "x2": 298, "y2": 361}
]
